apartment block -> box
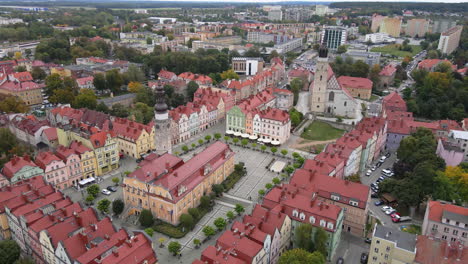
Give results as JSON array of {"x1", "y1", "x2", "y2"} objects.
[
  {"x1": 438, "y1": 26, "x2": 463, "y2": 55},
  {"x1": 368, "y1": 224, "x2": 417, "y2": 264}
]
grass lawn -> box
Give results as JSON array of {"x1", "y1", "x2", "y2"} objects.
[
  {"x1": 371, "y1": 44, "x2": 422, "y2": 58},
  {"x1": 401, "y1": 224, "x2": 422, "y2": 235},
  {"x1": 301, "y1": 121, "x2": 345, "y2": 141}
]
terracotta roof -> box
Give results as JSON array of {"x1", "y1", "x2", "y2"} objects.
[
  {"x1": 35, "y1": 151, "x2": 62, "y2": 169},
  {"x1": 415, "y1": 235, "x2": 467, "y2": 264},
  {"x1": 55, "y1": 145, "x2": 78, "y2": 160},
  {"x1": 100, "y1": 233, "x2": 157, "y2": 264},
  {"x1": 382, "y1": 91, "x2": 407, "y2": 112},
  {"x1": 2, "y1": 155, "x2": 39, "y2": 179},
  {"x1": 231, "y1": 221, "x2": 268, "y2": 246},
  {"x1": 200, "y1": 245, "x2": 246, "y2": 264},
  {"x1": 337, "y1": 76, "x2": 372, "y2": 90},
  {"x1": 258, "y1": 107, "x2": 290, "y2": 123},
  {"x1": 29, "y1": 202, "x2": 83, "y2": 233},
  {"x1": 42, "y1": 127, "x2": 58, "y2": 141},
  {"x1": 273, "y1": 88, "x2": 293, "y2": 95},
  {"x1": 112, "y1": 118, "x2": 152, "y2": 142},
  {"x1": 216, "y1": 230, "x2": 263, "y2": 262},
  {"x1": 379, "y1": 64, "x2": 397, "y2": 76},
  {"x1": 69, "y1": 141, "x2": 92, "y2": 154},
  {"x1": 76, "y1": 76, "x2": 94, "y2": 86},
  {"x1": 129, "y1": 153, "x2": 183, "y2": 183},
  {"x1": 303, "y1": 159, "x2": 335, "y2": 176},
  {"x1": 426, "y1": 201, "x2": 468, "y2": 223},
  {"x1": 158, "y1": 69, "x2": 176, "y2": 80},
  {"x1": 11, "y1": 71, "x2": 33, "y2": 82},
  {"x1": 89, "y1": 131, "x2": 114, "y2": 148},
  {"x1": 74, "y1": 229, "x2": 129, "y2": 264}
]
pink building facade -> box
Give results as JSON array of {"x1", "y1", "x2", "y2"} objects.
[
  {"x1": 56, "y1": 145, "x2": 83, "y2": 188},
  {"x1": 35, "y1": 152, "x2": 70, "y2": 189}
]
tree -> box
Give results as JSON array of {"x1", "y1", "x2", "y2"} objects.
[
  {"x1": 204, "y1": 135, "x2": 212, "y2": 142},
  {"x1": 252, "y1": 143, "x2": 257, "y2": 149},
  {"x1": 125, "y1": 64, "x2": 145, "y2": 82},
  {"x1": 180, "y1": 213, "x2": 195, "y2": 230},
  {"x1": 128, "y1": 81, "x2": 144, "y2": 93},
  {"x1": 202, "y1": 225, "x2": 216, "y2": 238},
  {"x1": 13, "y1": 257, "x2": 35, "y2": 264},
  {"x1": 112, "y1": 199, "x2": 124, "y2": 215},
  {"x1": 168, "y1": 241, "x2": 181, "y2": 256},
  {"x1": 97, "y1": 199, "x2": 111, "y2": 213},
  {"x1": 0, "y1": 240, "x2": 21, "y2": 264},
  {"x1": 139, "y1": 209, "x2": 154, "y2": 228},
  {"x1": 241, "y1": 139, "x2": 249, "y2": 147},
  {"x1": 285, "y1": 166, "x2": 295, "y2": 175},
  {"x1": 232, "y1": 138, "x2": 239, "y2": 145},
  {"x1": 258, "y1": 189, "x2": 266, "y2": 196},
  {"x1": 0, "y1": 128, "x2": 18, "y2": 156},
  {"x1": 85, "y1": 195, "x2": 95, "y2": 205},
  {"x1": 290, "y1": 78, "x2": 303, "y2": 105},
  {"x1": 261, "y1": 145, "x2": 267, "y2": 152},
  {"x1": 268, "y1": 50, "x2": 280, "y2": 62},
  {"x1": 226, "y1": 211, "x2": 235, "y2": 221},
  {"x1": 188, "y1": 208, "x2": 200, "y2": 220},
  {"x1": 144, "y1": 227, "x2": 154, "y2": 237},
  {"x1": 87, "y1": 184, "x2": 100, "y2": 198},
  {"x1": 31, "y1": 67, "x2": 47, "y2": 80},
  {"x1": 182, "y1": 145, "x2": 189, "y2": 152},
  {"x1": 191, "y1": 143, "x2": 196, "y2": 148},
  {"x1": 279, "y1": 249, "x2": 325, "y2": 264},
  {"x1": 106, "y1": 69, "x2": 123, "y2": 93},
  {"x1": 224, "y1": 136, "x2": 230, "y2": 141},
  {"x1": 220, "y1": 69, "x2": 239, "y2": 80},
  {"x1": 295, "y1": 223, "x2": 314, "y2": 252},
  {"x1": 281, "y1": 149, "x2": 288, "y2": 157},
  {"x1": 73, "y1": 89, "x2": 97, "y2": 109},
  {"x1": 198, "y1": 139, "x2": 204, "y2": 145},
  {"x1": 45, "y1": 73, "x2": 64, "y2": 96},
  {"x1": 200, "y1": 196, "x2": 211, "y2": 209},
  {"x1": 214, "y1": 133, "x2": 221, "y2": 140},
  {"x1": 273, "y1": 177, "x2": 281, "y2": 185},
  {"x1": 213, "y1": 217, "x2": 227, "y2": 231},
  {"x1": 93, "y1": 73, "x2": 107, "y2": 91},
  {"x1": 337, "y1": 45, "x2": 347, "y2": 54},
  {"x1": 0, "y1": 95, "x2": 29, "y2": 113},
  {"x1": 265, "y1": 183, "x2": 273, "y2": 189},
  {"x1": 234, "y1": 204, "x2": 244, "y2": 215},
  {"x1": 186, "y1": 81, "x2": 199, "y2": 101},
  {"x1": 158, "y1": 237, "x2": 165, "y2": 248},
  {"x1": 193, "y1": 238, "x2": 201, "y2": 249},
  {"x1": 314, "y1": 227, "x2": 328, "y2": 256},
  {"x1": 270, "y1": 147, "x2": 278, "y2": 155}
]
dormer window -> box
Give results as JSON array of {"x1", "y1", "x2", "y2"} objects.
[
  {"x1": 204, "y1": 164, "x2": 212, "y2": 175},
  {"x1": 320, "y1": 220, "x2": 326, "y2": 227},
  {"x1": 292, "y1": 210, "x2": 299, "y2": 217},
  {"x1": 327, "y1": 222, "x2": 334, "y2": 230},
  {"x1": 309, "y1": 216, "x2": 315, "y2": 224},
  {"x1": 349, "y1": 200, "x2": 359, "y2": 207},
  {"x1": 331, "y1": 194, "x2": 340, "y2": 201},
  {"x1": 299, "y1": 212, "x2": 305, "y2": 221}
]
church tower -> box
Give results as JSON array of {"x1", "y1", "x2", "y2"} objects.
[
  {"x1": 310, "y1": 45, "x2": 330, "y2": 114},
  {"x1": 154, "y1": 85, "x2": 172, "y2": 154}
]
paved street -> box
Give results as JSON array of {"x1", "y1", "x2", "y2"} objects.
[{"x1": 333, "y1": 232, "x2": 370, "y2": 264}]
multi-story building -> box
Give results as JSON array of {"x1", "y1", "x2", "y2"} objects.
[
  {"x1": 1, "y1": 155, "x2": 44, "y2": 184},
  {"x1": 69, "y1": 140, "x2": 98, "y2": 180},
  {"x1": 35, "y1": 151, "x2": 70, "y2": 190},
  {"x1": 232, "y1": 57, "x2": 264, "y2": 76},
  {"x1": 337, "y1": 76, "x2": 373, "y2": 100},
  {"x1": 371, "y1": 14, "x2": 386, "y2": 33},
  {"x1": 368, "y1": 224, "x2": 417, "y2": 264},
  {"x1": 406, "y1": 18, "x2": 429, "y2": 38},
  {"x1": 55, "y1": 145, "x2": 83, "y2": 188},
  {"x1": 431, "y1": 20, "x2": 458, "y2": 34},
  {"x1": 365, "y1": 33, "x2": 396, "y2": 44},
  {"x1": 341, "y1": 50, "x2": 381, "y2": 67},
  {"x1": 268, "y1": 10, "x2": 283, "y2": 21},
  {"x1": 273, "y1": 38, "x2": 303, "y2": 54},
  {"x1": 272, "y1": 88, "x2": 294, "y2": 111},
  {"x1": 447, "y1": 130, "x2": 468, "y2": 162},
  {"x1": 112, "y1": 118, "x2": 155, "y2": 159},
  {"x1": 88, "y1": 131, "x2": 119, "y2": 175},
  {"x1": 421, "y1": 200, "x2": 468, "y2": 244},
  {"x1": 438, "y1": 26, "x2": 463, "y2": 55},
  {"x1": 320, "y1": 26, "x2": 347, "y2": 50},
  {"x1": 414, "y1": 235, "x2": 468, "y2": 264},
  {"x1": 379, "y1": 17, "x2": 402, "y2": 37},
  {"x1": 123, "y1": 141, "x2": 235, "y2": 225},
  {"x1": 315, "y1": 5, "x2": 328, "y2": 16},
  {"x1": 0, "y1": 73, "x2": 43, "y2": 106},
  {"x1": 378, "y1": 64, "x2": 397, "y2": 90}
]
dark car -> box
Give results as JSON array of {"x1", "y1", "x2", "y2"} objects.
[
  {"x1": 361, "y1": 252, "x2": 368, "y2": 264},
  {"x1": 365, "y1": 238, "x2": 372, "y2": 244},
  {"x1": 374, "y1": 200, "x2": 384, "y2": 206},
  {"x1": 336, "y1": 257, "x2": 344, "y2": 264},
  {"x1": 371, "y1": 192, "x2": 379, "y2": 198},
  {"x1": 386, "y1": 152, "x2": 391, "y2": 158},
  {"x1": 107, "y1": 186, "x2": 117, "y2": 192}
]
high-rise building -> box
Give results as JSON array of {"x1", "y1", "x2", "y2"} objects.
[
  {"x1": 406, "y1": 18, "x2": 429, "y2": 38},
  {"x1": 371, "y1": 14, "x2": 386, "y2": 33},
  {"x1": 268, "y1": 9, "x2": 283, "y2": 21},
  {"x1": 153, "y1": 85, "x2": 172, "y2": 154},
  {"x1": 320, "y1": 26, "x2": 347, "y2": 50},
  {"x1": 379, "y1": 17, "x2": 402, "y2": 37},
  {"x1": 438, "y1": 26, "x2": 463, "y2": 55},
  {"x1": 431, "y1": 20, "x2": 458, "y2": 34},
  {"x1": 315, "y1": 5, "x2": 328, "y2": 16}
]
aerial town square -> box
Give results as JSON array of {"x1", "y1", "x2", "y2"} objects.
[{"x1": 0, "y1": 0, "x2": 467, "y2": 264}]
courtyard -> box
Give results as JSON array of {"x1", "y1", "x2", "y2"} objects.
[{"x1": 300, "y1": 120, "x2": 345, "y2": 141}]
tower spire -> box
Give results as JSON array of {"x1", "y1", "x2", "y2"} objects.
[{"x1": 154, "y1": 86, "x2": 168, "y2": 113}]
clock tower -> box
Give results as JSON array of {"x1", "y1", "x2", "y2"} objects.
[{"x1": 154, "y1": 85, "x2": 172, "y2": 154}]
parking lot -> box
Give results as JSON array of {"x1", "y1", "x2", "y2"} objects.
[{"x1": 361, "y1": 153, "x2": 418, "y2": 230}]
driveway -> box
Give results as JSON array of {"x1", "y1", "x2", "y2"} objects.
[{"x1": 333, "y1": 232, "x2": 370, "y2": 264}]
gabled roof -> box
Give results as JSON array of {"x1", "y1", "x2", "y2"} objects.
[
  {"x1": 337, "y1": 76, "x2": 373, "y2": 90},
  {"x1": 216, "y1": 230, "x2": 263, "y2": 262},
  {"x1": 379, "y1": 64, "x2": 397, "y2": 76},
  {"x1": 415, "y1": 235, "x2": 467, "y2": 264},
  {"x1": 2, "y1": 155, "x2": 39, "y2": 179},
  {"x1": 35, "y1": 151, "x2": 62, "y2": 169},
  {"x1": 99, "y1": 233, "x2": 157, "y2": 264},
  {"x1": 76, "y1": 76, "x2": 94, "y2": 86},
  {"x1": 426, "y1": 201, "x2": 468, "y2": 223}
]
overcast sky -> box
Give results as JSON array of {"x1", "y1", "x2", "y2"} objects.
[{"x1": 123, "y1": 0, "x2": 467, "y2": 3}]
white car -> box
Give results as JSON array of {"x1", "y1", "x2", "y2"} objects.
[
  {"x1": 102, "y1": 189, "x2": 111, "y2": 195},
  {"x1": 381, "y1": 206, "x2": 393, "y2": 212},
  {"x1": 385, "y1": 209, "x2": 396, "y2": 215}
]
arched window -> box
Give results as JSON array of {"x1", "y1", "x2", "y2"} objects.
[
  {"x1": 309, "y1": 216, "x2": 316, "y2": 224},
  {"x1": 328, "y1": 91, "x2": 335, "y2": 102}
]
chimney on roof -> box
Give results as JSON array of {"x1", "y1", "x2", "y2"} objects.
[
  {"x1": 125, "y1": 239, "x2": 133, "y2": 247},
  {"x1": 174, "y1": 172, "x2": 178, "y2": 177},
  {"x1": 112, "y1": 248, "x2": 119, "y2": 257}
]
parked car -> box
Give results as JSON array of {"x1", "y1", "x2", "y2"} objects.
[
  {"x1": 379, "y1": 156, "x2": 387, "y2": 163},
  {"x1": 371, "y1": 165, "x2": 377, "y2": 171},
  {"x1": 386, "y1": 152, "x2": 391, "y2": 158},
  {"x1": 398, "y1": 216, "x2": 412, "y2": 222},
  {"x1": 381, "y1": 206, "x2": 393, "y2": 212},
  {"x1": 385, "y1": 209, "x2": 396, "y2": 215},
  {"x1": 364, "y1": 238, "x2": 372, "y2": 244},
  {"x1": 107, "y1": 186, "x2": 117, "y2": 192},
  {"x1": 361, "y1": 252, "x2": 368, "y2": 264},
  {"x1": 365, "y1": 170, "x2": 372, "y2": 176},
  {"x1": 390, "y1": 212, "x2": 401, "y2": 218},
  {"x1": 371, "y1": 192, "x2": 379, "y2": 198},
  {"x1": 378, "y1": 176, "x2": 385, "y2": 181},
  {"x1": 382, "y1": 169, "x2": 392, "y2": 175},
  {"x1": 336, "y1": 257, "x2": 344, "y2": 264},
  {"x1": 375, "y1": 200, "x2": 384, "y2": 206},
  {"x1": 376, "y1": 162, "x2": 383, "y2": 167},
  {"x1": 391, "y1": 215, "x2": 401, "y2": 222},
  {"x1": 101, "y1": 189, "x2": 111, "y2": 195}
]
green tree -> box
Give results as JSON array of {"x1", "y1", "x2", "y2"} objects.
[
  {"x1": 205, "y1": 135, "x2": 212, "y2": 141},
  {"x1": 226, "y1": 211, "x2": 235, "y2": 221},
  {"x1": 220, "y1": 69, "x2": 239, "y2": 80},
  {"x1": 265, "y1": 183, "x2": 273, "y2": 189},
  {"x1": 0, "y1": 95, "x2": 29, "y2": 113},
  {"x1": 139, "y1": 209, "x2": 154, "y2": 228},
  {"x1": 193, "y1": 238, "x2": 201, "y2": 248},
  {"x1": 0, "y1": 240, "x2": 21, "y2": 264},
  {"x1": 224, "y1": 136, "x2": 230, "y2": 141},
  {"x1": 50, "y1": 88, "x2": 75, "y2": 105},
  {"x1": 188, "y1": 208, "x2": 200, "y2": 220},
  {"x1": 285, "y1": 166, "x2": 295, "y2": 175},
  {"x1": 295, "y1": 223, "x2": 314, "y2": 252},
  {"x1": 180, "y1": 213, "x2": 195, "y2": 230},
  {"x1": 232, "y1": 138, "x2": 239, "y2": 145},
  {"x1": 97, "y1": 199, "x2": 111, "y2": 213},
  {"x1": 144, "y1": 227, "x2": 154, "y2": 237},
  {"x1": 261, "y1": 145, "x2": 267, "y2": 152},
  {"x1": 314, "y1": 227, "x2": 328, "y2": 256},
  {"x1": 105, "y1": 69, "x2": 123, "y2": 93},
  {"x1": 273, "y1": 177, "x2": 281, "y2": 185},
  {"x1": 93, "y1": 73, "x2": 107, "y2": 91},
  {"x1": 270, "y1": 147, "x2": 278, "y2": 155},
  {"x1": 290, "y1": 78, "x2": 303, "y2": 105},
  {"x1": 73, "y1": 89, "x2": 97, "y2": 109},
  {"x1": 87, "y1": 184, "x2": 100, "y2": 198},
  {"x1": 186, "y1": 81, "x2": 199, "y2": 101},
  {"x1": 202, "y1": 225, "x2": 216, "y2": 238},
  {"x1": 45, "y1": 73, "x2": 64, "y2": 96},
  {"x1": 258, "y1": 189, "x2": 266, "y2": 196},
  {"x1": 96, "y1": 102, "x2": 109, "y2": 113},
  {"x1": 31, "y1": 67, "x2": 46, "y2": 80},
  {"x1": 337, "y1": 45, "x2": 347, "y2": 54},
  {"x1": 168, "y1": 241, "x2": 181, "y2": 256},
  {"x1": 198, "y1": 139, "x2": 204, "y2": 145},
  {"x1": 214, "y1": 133, "x2": 222, "y2": 140},
  {"x1": 241, "y1": 139, "x2": 249, "y2": 147},
  {"x1": 213, "y1": 217, "x2": 227, "y2": 231},
  {"x1": 13, "y1": 257, "x2": 35, "y2": 264},
  {"x1": 234, "y1": 204, "x2": 244, "y2": 215},
  {"x1": 279, "y1": 249, "x2": 325, "y2": 264},
  {"x1": 212, "y1": 184, "x2": 224, "y2": 196},
  {"x1": 112, "y1": 199, "x2": 124, "y2": 215},
  {"x1": 112, "y1": 177, "x2": 120, "y2": 186},
  {"x1": 281, "y1": 149, "x2": 288, "y2": 157},
  {"x1": 0, "y1": 128, "x2": 18, "y2": 156},
  {"x1": 182, "y1": 145, "x2": 189, "y2": 152},
  {"x1": 85, "y1": 195, "x2": 95, "y2": 205},
  {"x1": 200, "y1": 196, "x2": 211, "y2": 209}
]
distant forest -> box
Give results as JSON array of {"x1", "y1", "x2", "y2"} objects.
[{"x1": 330, "y1": 2, "x2": 468, "y2": 13}]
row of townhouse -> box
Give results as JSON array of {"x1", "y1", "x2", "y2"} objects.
[
  {"x1": 123, "y1": 141, "x2": 235, "y2": 226},
  {"x1": 0, "y1": 139, "x2": 98, "y2": 190},
  {"x1": 47, "y1": 106, "x2": 156, "y2": 159},
  {"x1": 220, "y1": 57, "x2": 286, "y2": 102},
  {"x1": 0, "y1": 71, "x2": 44, "y2": 106},
  {"x1": 226, "y1": 88, "x2": 292, "y2": 144},
  {"x1": 157, "y1": 68, "x2": 213, "y2": 86},
  {"x1": 0, "y1": 176, "x2": 158, "y2": 264}
]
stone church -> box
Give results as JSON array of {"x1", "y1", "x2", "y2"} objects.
[{"x1": 309, "y1": 46, "x2": 359, "y2": 118}]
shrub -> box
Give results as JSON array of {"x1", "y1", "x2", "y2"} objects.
[
  {"x1": 168, "y1": 241, "x2": 181, "y2": 256},
  {"x1": 112, "y1": 199, "x2": 124, "y2": 215},
  {"x1": 144, "y1": 227, "x2": 154, "y2": 237},
  {"x1": 202, "y1": 225, "x2": 216, "y2": 238},
  {"x1": 139, "y1": 209, "x2": 154, "y2": 228},
  {"x1": 188, "y1": 208, "x2": 200, "y2": 220},
  {"x1": 153, "y1": 223, "x2": 186, "y2": 238},
  {"x1": 179, "y1": 213, "x2": 195, "y2": 230},
  {"x1": 212, "y1": 184, "x2": 224, "y2": 196},
  {"x1": 200, "y1": 196, "x2": 211, "y2": 209}
]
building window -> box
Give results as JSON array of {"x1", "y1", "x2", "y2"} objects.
[
  {"x1": 386, "y1": 246, "x2": 390, "y2": 252},
  {"x1": 309, "y1": 216, "x2": 316, "y2": 224},
  {"x1": 453, "y1": 230, "x2": 458, "y2": 235},
  {"x1": 374, "y1": 248, "x2": 379, "y2": 253},
  {"x1": 444, "y1": 227, "x2": 449, "y2": 233},
  {"x1": 331, "y1": 194, "x2": 340, "y2": 201}
]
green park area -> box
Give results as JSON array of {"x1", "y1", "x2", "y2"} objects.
[
  {"x1": 300, "y1": 121, "x2": 345, "y2": 141},
  {"x1": 371, "y1": 44, "x2": 422, "y2": 58}
]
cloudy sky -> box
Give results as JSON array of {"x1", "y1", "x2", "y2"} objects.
[{"x1": 123, "y1": 0, "x2": 466, "y2": 2}]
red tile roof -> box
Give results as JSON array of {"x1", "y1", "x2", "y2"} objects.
[
  {"x1": 158, "y1": 69, "x2": 176, "y2": 80},
  {"x1": 382, "y1": 91, "x2": 407, "y2": 112},
  {"x1": 200, "y1": 245, "x2": 247, "y2": 264},
  {"x1": 379, "y1": 64, "x2": 397, "y2": 76},
  {"x1": 231, "y1": 221, "x2": 268, "y2": 246},
  {"x1": 89, "y1": 131, "x2": 115, "y2": 148},
  {"x1": 69, "y1": 140, "x2": 92, "y2": 154},
  {"x1": 35, "y1": 151, "x2": 62, "y2": 169},
  {"x1": 11, "y1": 71, "x2": 33, "y2": 82},
  {"x1": 74, "y1": 229, "x2": 129, "y2": 264},
  {"x1": 2, "y1": 155, "x2": 39, "y2": 179},
  {"x1": 258, "y1": 107, "x2": 290, "y2": 123},
  {"x1": 415, "y1": 235, "x2": 467, "y2": 264},
  {"x1": 337, "y1": 76, "x2": 373, "y2": 90},
  {"x1": 29, "y1": 202, "x2": 83, "y2": 233},
  {"x1": 76, "y1": 76, "x2": 94, "y2": 86},
  {"x1": 42, "y1": 127, "x2": 58, "y2": 141},
  {"x1": 129, "y1": 153, "x2": 183, "y2": 183},
  {"x1": 426, "y1": 201, "x2": 468, "y2": 223},
  {"x1": 100, "y1": 233, "x2": 157, "y2": 264},
  {"x1": 216, "y1": 230, "x2": 263, "y2": 263},
  {"x1": 112, "y1": 118, "x2": 152, "y2": 142}
]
